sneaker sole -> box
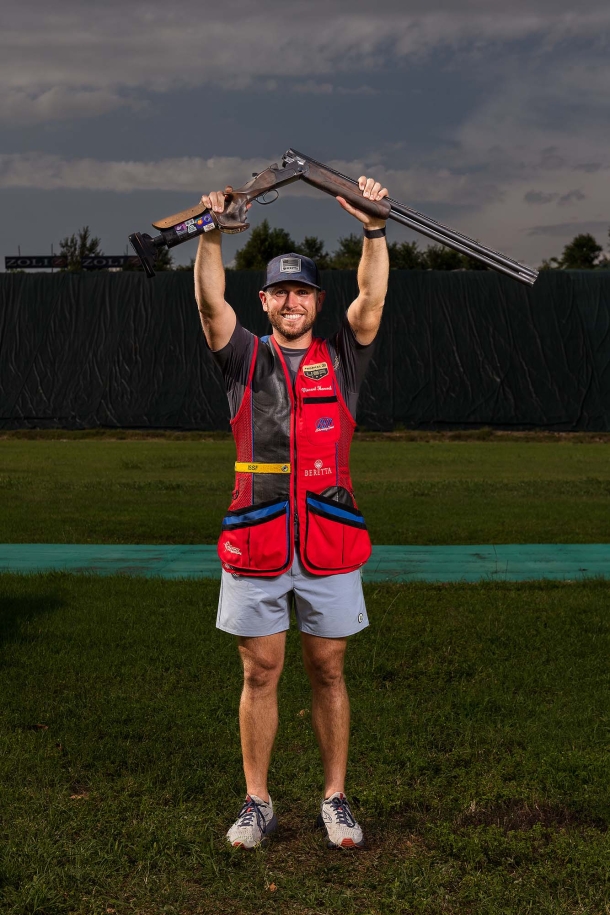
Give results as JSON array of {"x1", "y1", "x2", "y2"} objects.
[{"x1": 315, "y1": 814, "x2": 365, "y2": 849}]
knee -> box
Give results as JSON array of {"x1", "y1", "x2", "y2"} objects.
[
  {"x1": 305, "y1": 657, "x2": 344, "y2": 691},
  {"x1": 242, "y1": 656, "x2": 283, "y2": 692}
]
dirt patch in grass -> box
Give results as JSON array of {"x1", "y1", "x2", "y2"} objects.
[
  {"x1": 241, "y1": 810, "x2": 429, "y2": 873},
  {"x1": 455, "y1": 799, "x2": 608, "y2": 832}
]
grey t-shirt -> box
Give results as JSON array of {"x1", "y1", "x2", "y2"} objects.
[
  {"x1": 211, "y1": 314, "x2": 377, "y2": 421},
  {"x1": 278, "y1": 345, "x2": 308, "y2": 386}
]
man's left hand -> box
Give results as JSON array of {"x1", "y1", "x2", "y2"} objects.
[{"x1": 336, "y1": 176, "x2": 388, "y2": 230}]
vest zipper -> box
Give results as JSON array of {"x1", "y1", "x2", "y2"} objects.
[
  {"x1": 270, "y1": 337, "x2": 301, "y2": 565},
  {"x1": 292, "y1": 374, "x2": 298, "y2": 546}
]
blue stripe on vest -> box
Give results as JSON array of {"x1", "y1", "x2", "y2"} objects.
[
  {"x1": 223, "y1": 501, "x2": 288, "y2": 526},
  {"x1": 306, "y1": 495, "x2": 366, "y2": 525}
]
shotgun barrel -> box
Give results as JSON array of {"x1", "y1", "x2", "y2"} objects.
[{"x1": 283, "y1": 149, "x2": 538, "y2": 286}]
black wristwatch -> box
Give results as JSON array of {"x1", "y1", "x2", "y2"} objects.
[{"x1": 363, "y1": 227, "x2": 386, "y2": 239}]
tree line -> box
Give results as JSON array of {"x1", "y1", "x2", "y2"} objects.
[
  {"x1": 233, "y1": 221, "x2": 610, "y2": 272},
  {"x1": 229, "y1": 220, "x2": 489, "y2": 271},
  {"x1": 52, "y1": 222, "x2": 610, "y2": 273},
  {"x1": 539, "y1": 231, "x2": 610, "y2": 270}
]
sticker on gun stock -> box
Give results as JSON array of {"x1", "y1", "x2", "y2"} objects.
[{"x1": 195, "y1": 213, "x2": 215, "y2": 232}]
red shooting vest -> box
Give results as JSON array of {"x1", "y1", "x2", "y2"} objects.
[{"x1": 217, "y1": 334, "x2": 371, "y2": 576}]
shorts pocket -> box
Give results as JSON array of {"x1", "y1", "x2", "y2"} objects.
[
  {"x1": 219, "y1": 498, "x2": 290, "y2": 574},
  {"x1": 303, "y1": 490, "x2": 371, "y2": 572}
]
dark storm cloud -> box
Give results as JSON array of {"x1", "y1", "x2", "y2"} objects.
[
  {"x1": 528, "y1": 220, "x2": 608, "y2": 237},
  {"x1": 573, "y1": 162, "x2": 605, "y2": 173},
  {"x1": 557, "y1": 189, "x2": 586, "y2": 206},
  {"x1": 2, "y1": 0, "x2": 610, "y2": 124},
  {"x1": 524, "y1": 191, "x2": 557, "y2": 205},
  {"x1": 2, "y1": 0, "x2": 610, "y2": 265}
]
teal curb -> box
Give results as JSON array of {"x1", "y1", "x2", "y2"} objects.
[{"x1": 0, "y1": 544, "x2": 609, "y2": 582}]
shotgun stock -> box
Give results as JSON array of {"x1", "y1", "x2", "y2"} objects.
[{"x1": 129, "y1": 161, "x2": 306, "y2": 277}]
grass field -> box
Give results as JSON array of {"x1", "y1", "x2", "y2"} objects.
[
  {"x1": 1, "y1": 573, "x2": 609, "y2": 915},
  {"x1": 1, "y1": 434, "x2": 610, "y2": 544},
  {"x1": 1, "y1": 434, "x2": 609, "y2": 914}
]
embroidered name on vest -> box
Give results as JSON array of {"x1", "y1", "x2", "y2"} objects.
[{"x1": 303, "y1": 361, "x2": 329, "y2": 380}]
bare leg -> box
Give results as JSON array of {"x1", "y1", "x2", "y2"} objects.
[
  {"x1": 237, "y1": 632, "x2": 286, "y2": 802},
  {"x1": 300, "y1": 633, "x2": 349, "y2": 797}
]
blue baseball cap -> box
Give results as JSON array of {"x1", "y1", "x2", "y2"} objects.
[{"x1": 262, "y1": 253, "x2": 321, "y2": 290}]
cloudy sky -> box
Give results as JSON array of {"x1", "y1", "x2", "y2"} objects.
[{"x1": 2, "y1": 0, "x2": 609, "y2": 269}]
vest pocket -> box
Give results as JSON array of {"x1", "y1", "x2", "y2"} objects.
[
  {"x1": 303, "y1": 490, "x2": 371, "y2": 572},
  {"x1": 301, "y1": 395, "x2": 340, "y2": 444},
  {"x1": 218, "y1": 498, "x2": 290, "y2": 574}
]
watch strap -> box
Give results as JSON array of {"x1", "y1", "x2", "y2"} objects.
[{"x1": 363, "y1": 227, "x2": 386, "y2": 239}]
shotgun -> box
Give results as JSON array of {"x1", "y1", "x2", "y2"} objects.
[{"x1": 129, "y1": 149, "x2": 538, "y2": 285}]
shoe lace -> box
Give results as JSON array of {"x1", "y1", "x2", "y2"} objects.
[
  {"x1": 329, "y1": 795, "x2": 356, "y2": 828},
  {"x1": 236, "y1": 796, "x2": 266, "y2": 832}
]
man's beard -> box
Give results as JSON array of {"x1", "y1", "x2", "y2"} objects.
[{"x1": 267, "y1": 311, "x2": 316, "y2": 341}]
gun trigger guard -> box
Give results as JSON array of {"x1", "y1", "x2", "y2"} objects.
[{"x1": 255, "y1": 189, "x2": 279, "y2": 205}]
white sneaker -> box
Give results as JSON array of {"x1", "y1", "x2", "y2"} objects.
[
  {"x1": 317, "y1": 792, "x2": 365, "y2": 848},
  {"x1": 227, "y1": 794, "x2": 277, "y2": 848}
]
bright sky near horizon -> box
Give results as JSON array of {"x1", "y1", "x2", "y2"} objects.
[{"x1": 2, "y1": 0, "x2": 609, "y2": 269}]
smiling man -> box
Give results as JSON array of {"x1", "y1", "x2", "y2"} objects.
[{"x1": 195, "y1": 177, "x2": 389, "y2": 850}]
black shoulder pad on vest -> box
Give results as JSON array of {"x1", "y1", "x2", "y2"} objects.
[{"x1": 251, "y1": 338, "x2": 292, "y2": 503}]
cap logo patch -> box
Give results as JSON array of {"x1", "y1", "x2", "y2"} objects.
[
  {"x1": 280, "y1": 256, "x2": 301, "y2": 274},
  {"x1": 303, "y1": 361, "x2": 329, "y2": 380}
]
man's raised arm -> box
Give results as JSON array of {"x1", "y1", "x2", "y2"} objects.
[
  {"x1": 194, "y1": 190, "x2": 237, "y2": 351},
  {"x1": 338, "y1": 177, "x2": 389, "y2": 346}
]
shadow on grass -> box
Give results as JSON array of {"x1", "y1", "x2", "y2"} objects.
[{"x1": 0, "y1": 581, "x2": 64, "y2": 658}]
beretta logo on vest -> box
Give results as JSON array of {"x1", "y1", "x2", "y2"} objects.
[{"x1": 304, "y1": 459, "x2": 332, "y2": 477}]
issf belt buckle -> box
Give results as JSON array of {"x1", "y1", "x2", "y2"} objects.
[{"x1": 234, "y1": 462, "x2": 291, "y2": 474}]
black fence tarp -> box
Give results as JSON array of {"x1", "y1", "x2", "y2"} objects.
[{"x1": 1, "y1": 271, "x2": 609, "y2": 431}]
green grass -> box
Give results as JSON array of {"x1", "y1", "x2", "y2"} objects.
[
  {"x1": 1, "y1": 434, "x2": 609, "y2": 912},
  {"x1": 1, "y1": 573, "x2": 609, "y2": 914},
  {"x1": 1, "y1": 437, "x2": 610, "y2": 544}
]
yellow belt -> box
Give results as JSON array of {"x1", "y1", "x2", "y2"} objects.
[{"x1": 235, "y1": 462, "x2": 291, "y2": 474}]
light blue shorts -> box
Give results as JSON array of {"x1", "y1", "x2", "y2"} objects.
[{"x1": 216, "y1": 548, "x2": 369, "y2": 639}]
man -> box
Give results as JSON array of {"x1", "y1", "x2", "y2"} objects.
[{"x1": 195, "y1": 176, "x2": 389, "y2": 849}]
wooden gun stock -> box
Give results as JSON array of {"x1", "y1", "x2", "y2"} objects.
[
  {"x1": 151, "y1": 164, "x2": 305, "y2": 235},
  {"x1": 129, "y1": 161, "x2": 307, "y2": 276}
]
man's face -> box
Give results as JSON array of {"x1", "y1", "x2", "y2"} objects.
[{"x1": 259, "y1": 281, "x2": 325, "y2": 342}]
